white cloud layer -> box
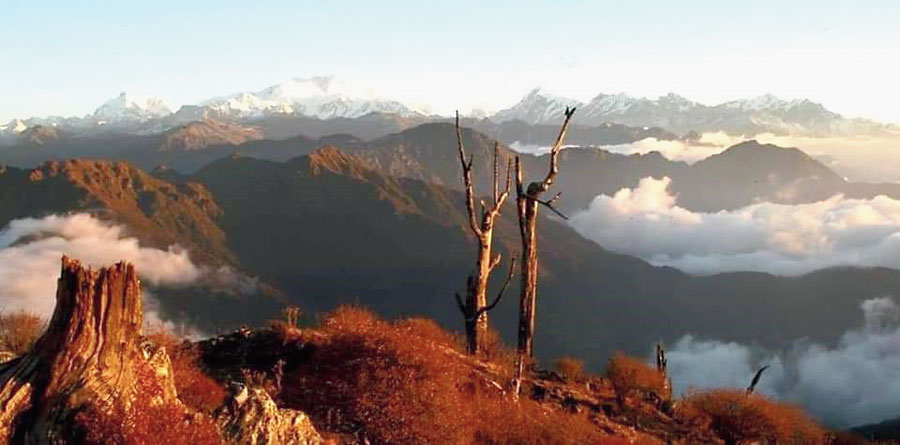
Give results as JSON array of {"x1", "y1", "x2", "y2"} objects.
[
  {"x1": 570, "y1": 176, "x2": 900, "y2": 275},
  {"x1": 0, "y1": 214, "x2": 240, "y2": 327},
  {"x1": 592, "y1": 131, "x2": 900, "y2": 183},
  {"x1": 665, "y1": 297, "x2": 900, "y2": 428}
]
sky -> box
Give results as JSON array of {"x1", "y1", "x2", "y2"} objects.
[{"x1": 3, "y1": 1, "x2": 900, "y2": 122}]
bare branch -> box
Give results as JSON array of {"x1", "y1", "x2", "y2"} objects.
[
  {"x1": 505, "y1": 157, "x2": 512, "y2": 195},
  {"x1": 522, "y1": 194, "x2": 569, "y2": 220},
  {"x1": 456, "y1": 111, "x2": 481, "y2": 236},
  {"x1": 537, "y1": 106, "x2": 576, "y2": 193},
  {"x1": 493, "y1": 141, "x2": 500, "y2": 204},
  {"x1": 489, "y1": 253, "x2": 502, "y2": 271},
  {"x1": 478, "y1": 257, "x2": 517, "y2": 316},
  {"x1": 546, "y1": 191, "x2": 562, "y2": 205},
  {"x1": 454, "y1": 291, "x2": 466, "y2": 315}
]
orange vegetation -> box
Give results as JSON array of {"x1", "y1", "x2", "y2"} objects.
[
  {"x1": 0, "y1": 311, "x2": 45, "y2": 355},
  {"x1": 555, "y1": 356, "x2": 585, "y2": 382},
  {"x1": 605, "y1": 352, "x2": 668, "y2": 403},
  {"x1": 281, "y1": 306, "x2": 613, "y2": 444},
  {"x1": 75, "y1": 359, "x2": 221, "y2": 444},
  {"x1": 677, "y1": 388, "x2": 827, "y2": 444}
]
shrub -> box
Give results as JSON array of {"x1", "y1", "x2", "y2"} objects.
[
  {"x1": 74, "y1": 360, "x2": 221, "y2": 444},
  {"x1": 605, "y1": 352, "x2": 667, "y2": 403},
  {"x1": 281, "y1": 305, "x2": 609, "y2": 443},
  {"x1": 0, "y1": 311, "x2": 46, "y2": 355},
  {"x1": 555, "y1": 356, "x2": 585, "y2": 382},
  {"x1": 677, "y1": 388, "x2": 827, "y2": 444}
]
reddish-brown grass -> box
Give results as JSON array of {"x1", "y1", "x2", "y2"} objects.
[
  {"x1": 75, "y1": 359, "x2": 221, "y2": 444},
  {"x1": 605, "y1": 352, "x2": 667, "y2": 403},
  {"x1": 677, "y1": 388, "x2": 827, "y2": 444},
  {"x1": 555, "y1": 356, "x2": 585, "y2": 382},
  {"x1": 281, "y1": 305, "x2": 611, "y2": 444},
  {"x1": 0, "y1": 311, "x2": 45, "y2": 355}
]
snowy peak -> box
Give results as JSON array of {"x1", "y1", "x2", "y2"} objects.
[
  {"x1": 492, "y1": 87, "x2": 582, "y2": 124},
  {"x1": 201, "y1": 76, "x2": 421, "y2": 119},
  {"x1": 0, "y1": 118, "x2": 28, "y2": 135},
  {"x1": 492, "y1": 89, "x2": 880, "y2": 136},
  {"x1": 93, "y1": 92, "x2": 172, "y2": 123}
]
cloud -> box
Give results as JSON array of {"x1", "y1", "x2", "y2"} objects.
[
  {"x1": 0, "y1": 213, "x2": 247, "y2": 329},
  {"x1": 602, "y1": 132, "x2": 739, "y2": 163},
  {"x1": 508, "y1": 133, "x2": 736, "y2": 163},
  {"x1": 569, "y1": 176, "x2": 900, "y2": 275},
  {"x1": 598, "y1": 131, "x2": 900, "y2": 183},
  {"x1": 665, "y1": 297, "x2": 900, "y2": 428}
]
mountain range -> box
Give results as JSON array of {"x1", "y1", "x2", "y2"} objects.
[
  {"x1": 494, "y1": 88, "x2": 889, "y2": 136},
  {"x1": 3, "y1": 139, "x2": 900, "y2": 373},
  {"x1": 2, "y1": 76, "x2": 891, "y2": 139}
]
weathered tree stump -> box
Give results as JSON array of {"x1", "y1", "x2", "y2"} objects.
[{"x1": 0, "y1": 256, "x2": 176, "y2": 443}]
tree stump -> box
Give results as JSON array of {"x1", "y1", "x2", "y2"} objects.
[{"x1": 0, "y1": 256, "x2": 176, "y2": 443}]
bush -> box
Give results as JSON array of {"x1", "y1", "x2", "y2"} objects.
[
  {"x1": 555, "y1": 356, "x2": 585, "y2": 382},
  {"x1": 74, "y1": 360, "x2": 221, "y2": 444},
  {"x1": 281, "y1": 305, "x2": 610, "y2": 444},
  {"x1": 605, "y1": 352, "x2": 667, "y2": 403},
  {"x1": 0, "y1": 311, "x2": 46, "y2": 355},
  {"x1": 677, "y1": 389, "x2": 827, "y2": 444}
]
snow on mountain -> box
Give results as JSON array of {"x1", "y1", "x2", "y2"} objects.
[
  {"x1": 200, "y1": 76, "x2": 422, "y2": 119},
  {"x1": 0, "y1": 119, "x2": 28, "y2": 135},
  {"x1": 493, "y1": 90, "x2": 885, "y2": 136},
  {"x1": 490, "y1": 87, "x2": 583, "y2": 124},
  {"x1": 93, "y1": 92, "x2": 172, "y2": 124}
]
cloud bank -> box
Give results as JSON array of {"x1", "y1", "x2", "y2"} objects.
[
  {"x1": 665, "y1": 297, "x2": 900, "y2": 428},
  {"x1": 0, "y1": 214, "x2": 243, "y2": 329},
  {"x1": 569, "y1": 176, "x2": 900, "y2": 275}
]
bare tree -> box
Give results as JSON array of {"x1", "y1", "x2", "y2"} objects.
[
  {"x1": 515, "y1": 107, "x2": 575, "y2": 357},
  {"x1": 454, "y1": 111, "x2": 516, "y2": 354}
]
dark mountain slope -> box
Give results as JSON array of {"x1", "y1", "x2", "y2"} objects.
[
  {"x1": 0, "y1": 159, "x2": 284, "y2": 328},
  {"x1": 191, "y1": 148, "x2": 900, "y2": 368}
]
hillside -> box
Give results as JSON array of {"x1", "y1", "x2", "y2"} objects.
[{"x1": 3, "y1": 153, "x2": 900, "y2": 369}]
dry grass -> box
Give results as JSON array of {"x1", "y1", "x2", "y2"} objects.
[
  {"x1": 75, "y1": 359, "x2": 222, "y2": 444},
  {"x1": 677, "y1": 388, "x2": 828, "y2": 444},
  {"x1": 605, "y1": 352, "x2": 667, "y2": 403},
  {"x1": 0, "y1": 311, "x2": 46, "y2": 355},
  {"x1": 280, "y1": 305, "x2": 611, "y2": 444},
  {"x1": 555, "y1": 356, "x2": 585, "y2": 382}
]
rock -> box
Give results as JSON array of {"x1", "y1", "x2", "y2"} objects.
[{"x1": 216, "y1": 385, "x2": 322, "y2": 445}]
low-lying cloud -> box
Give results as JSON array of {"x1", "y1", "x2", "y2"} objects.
[
  {"x1": 0, "y1": 213, "x2": 246, "y2": 330},
  {"x1": 665, "y1": 297, "x2": 900, "y2": 428},
  {"x1": 596, "y1": 131, "x2": 900, "y2": 183},
  {"x1": 569, "y1": 176, "x2": 900, "y2": 275}
]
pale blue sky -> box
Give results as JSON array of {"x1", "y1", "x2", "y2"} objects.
[{"x1": 3, "y1": 1, "x2": 900, "y2": 122}]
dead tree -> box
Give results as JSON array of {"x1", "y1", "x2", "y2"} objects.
[
  {"x1": 515, "y1": 107, "x2": 575, "y2": 357},
  {"x1": 746, "y1": 365, "x2": 769, "y2": 394},
  {"x1": 454, "y1": 111, "x2": 515, "y2": 354},
  {"x1": 656, "y1": 342, "x2": 672, "y2": 401},
  {"x1": 0, "y1": 257, "x2": 184, "y2": 442}
]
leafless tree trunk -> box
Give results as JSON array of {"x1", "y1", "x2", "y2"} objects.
[
  {"x1": 515, "y1": 107, "x2": 575, "y2": 357},
  {"x1": 0, "y1": 257, "x2": 181, "y2": 442},
  {"x1": 454, "y1": 112, "x2": 515, "y2": 354}
]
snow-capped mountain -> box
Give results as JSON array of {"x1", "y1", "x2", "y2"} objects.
[
  {"x1": 492, "y1": 89, "x2": 885, "y2": 136},
  {"x1": 200, "y1": 76, "x2": 422, "y2": 120},
  {"x1": 490, "y1": 88, "x2": 582, "y2": 124},
  {"x1": 93, "y1": 92, "x2": 172, "y2": 124},
  {"x1": 0, "y1": 119, "x2": 28, "y2": 135}
]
